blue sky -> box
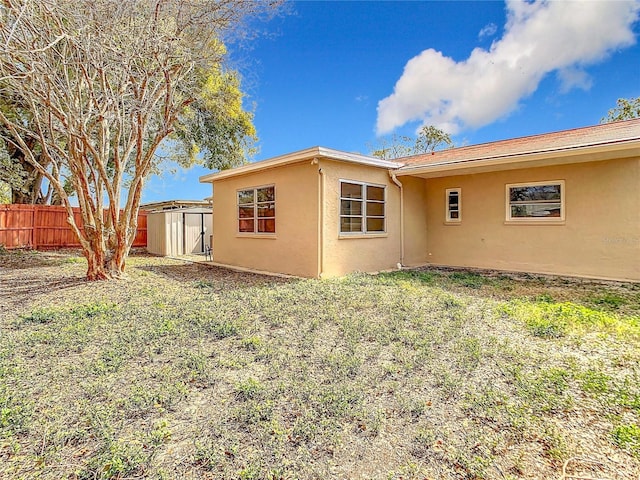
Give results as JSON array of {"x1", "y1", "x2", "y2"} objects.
[{"x1": 142, "y1": 0, "x2": 640, "y2": 203}]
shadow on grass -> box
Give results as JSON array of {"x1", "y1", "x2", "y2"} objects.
[
  {"x1": 378, "y1": 269, "x2": 440, "y2": 285},
  {"x1": 0, "y1": 274, "x2": 87, "y2": 311},
  {"x1": 0, "y1": 249, "x2": 84, "y2": 270},
  {"x1": 136, "y1": 261, "x2": 295, "y2": 292}
]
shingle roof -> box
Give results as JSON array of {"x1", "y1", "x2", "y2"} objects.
[{"x1": 397, "y1": 118, "x2": 640, "y2": 170}]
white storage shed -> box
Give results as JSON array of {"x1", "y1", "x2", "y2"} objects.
[{"x1": 144, "y1": 201, "x2": 213, "y2": 257}]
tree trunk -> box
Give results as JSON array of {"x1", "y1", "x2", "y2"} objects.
[
  {"x1": 84, "y1": 247, "x2": 111, "y2": 281},
  {"x1": 11, "y1": 168, "x2": 44, "y2": 204},
  {"x1": 7, "y1": 141, "x2": 49, "y2": 204},
  {"x1": 11, "y1": 188, "x2": 36, "y2": 204},
  {"x1": 108, "y1": 227, "x2": 129, "y2": 275},
  {"x1": 84, "y1": 242, "x2": 128, "y2": 280},
  {"x1": 81, "y1": 211, "x2": 134, "y2": 281}
]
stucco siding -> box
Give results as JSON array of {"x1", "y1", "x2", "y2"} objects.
[
  {"x1": 422, "y1": 157, "x2": 640, "y2": 281},
  {"x1": 211, "y1": 161, "x2": 319, "y2": 277},
  {"x1": 401, "y1": 175, "x2": 429, "y2": 266},
  {"x1": 319, "y1": 160, "x2": 402, "y2": 277}
]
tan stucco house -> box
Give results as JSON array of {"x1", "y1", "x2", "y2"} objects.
[{"x1": 199, "y1": 119, "x2": 640, "y2": 282}]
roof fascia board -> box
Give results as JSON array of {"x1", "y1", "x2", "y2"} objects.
[
  {"x1": 199, "y1": 147, "x2": 400, "y2": 183},
  {"x1": 316, "y1": 147, "x2": 401, "y2": 168},
  {"x1": 396, "y1": 138, "x2": 640, "y2": 177}
]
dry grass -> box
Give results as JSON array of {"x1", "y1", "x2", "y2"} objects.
[{"x1": 1, "y1": 249, "x2": 639, "y2": 479}]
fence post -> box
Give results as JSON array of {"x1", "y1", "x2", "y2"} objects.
[{"x1": 31, "y1": 205, "x2": 37, "y2": 249}]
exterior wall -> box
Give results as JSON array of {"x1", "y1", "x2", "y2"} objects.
[
  {"x1": 400, "y1": 175, "x2": 429, "y2": 266},
  {"x1": 320, "y1": 160, "x2": 402, "y2": 277},
  {"x1": 146, "y1": 211, "x2": 166, "y2": 256},
  {"x1": 211, "y1": 160, "x2": 319, "y2": 277},
  {"x1": 146, "y1": 211, "x2": 183, "y2": 256},
  {"x1": 421, "y1": 157, "x2": 640, "y2": 281}
]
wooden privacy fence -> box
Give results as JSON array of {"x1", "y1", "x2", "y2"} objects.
[{"x1": 0, "y1": 204, "x2": 147, "y2": 250}]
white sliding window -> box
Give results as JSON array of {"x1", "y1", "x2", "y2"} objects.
[
  {"x1": 506, "y1": 181, "x2": 564, "y2": 221},
  {"x1": 339, "y1": 181, "x2": 385, "y2": 234}
]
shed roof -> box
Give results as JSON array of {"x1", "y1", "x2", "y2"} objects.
[
  {"x1": 141, "y1": 199, "x2": 212, "y2": 212},
  {"x1": 397, "y1": 118, "x2": 640, "y2": 177}
]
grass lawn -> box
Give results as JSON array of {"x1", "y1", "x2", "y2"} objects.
[{"x1": 1, "y1": 249, "x2": 639, "y2": 479}]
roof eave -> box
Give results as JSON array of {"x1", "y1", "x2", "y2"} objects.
[
  {"x1": 199, "y1": 147, "x2": 401, "y2": 183},
  {"x1": 396, "y1": 138, "x2": 640, "y2": 178}
]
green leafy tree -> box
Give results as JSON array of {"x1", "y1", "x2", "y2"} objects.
[
  {"x1": 371, "y1": 125, "x2": 453, "y2": 160},
  {"x1": 0, "y1": 102, "x2": 65, "y2": 204},
  {"x1": 0, "y1": 0, "x2": 277, "y2": 280},
  {"x1": 0, "y1": 143, "x2": 16, "y2": 203},
  {"x1": 602, "y1": 97, "x2": 640, "y2": 123},
  {"x1": 0, "y1": 181, "x2": 9, "y2": 203},
  {"x1": 172, "y1": 58, "x2": 257, "y2": 170},
  {"x1": 0, "y1": 140, "x2": 25, "y2": 202}
]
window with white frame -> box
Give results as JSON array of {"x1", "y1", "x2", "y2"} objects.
[
  {"x1": 340, "y1": 181, "x2": 385, "y2": 234},
  {"x1": 446, "y1": 188, "x2": 461, "y2": 222},
  {"x1": 506, "y1": 181, "x2": 564, "y2": 221},
  {"x1": 237, "y1": 185, "x2": 275, "y2": 233}
]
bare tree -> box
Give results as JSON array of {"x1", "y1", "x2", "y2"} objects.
[
  {"x1": 370, "y1": 133, "x2": 415, "y2": 160},
  {"x1": 370, "y1": 125, "x2": 453, "y2": 160},
  {"x1": 0, "y1": 0, "x2": 274, "y2": 279}
]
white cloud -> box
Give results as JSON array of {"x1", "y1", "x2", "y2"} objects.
[
  {"x1": 376, "y1": 0, "x2": 640, "y2": 135},
  {"x1": 557, "y1": 67, "x2": 593, "y2": 93},
  {"x1": 478, "y1": 22, "x2": 498, "y2": 39}
]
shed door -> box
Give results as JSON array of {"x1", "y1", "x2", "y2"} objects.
[{"x1": 183, "y1": 213, "x2": 211, "y2": 254}]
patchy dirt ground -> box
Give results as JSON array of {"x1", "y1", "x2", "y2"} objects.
[{"x1": 1, "y1": 249, "x2": 639, "y2": 479}]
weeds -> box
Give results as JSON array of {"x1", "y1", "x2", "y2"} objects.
[
  {"x1": 0, "y1": 384, "x2": 31, "y2": 438},
  {"x1": 235, "y1": 377, "x2": 265, "y2": 401},
  {"x1": 501, "y1": 300, "x2": 640, "y2": 339},
  {"x1": 450, "y1": 271, "x2": 486, "y2": 289},
  {"x1": 79, "y1": 436, "x2": 147, "y2": 479},
  {"x1": 19, "y1": 302, "x2": 117, "y2": 326},
  {"x1": 593, "y1": 293, "x2": 627, "y2": 309},
  {"x1": 19, "y1": 307, "x2": 59, "y2": 324},
  {"x1": 612, "y1": 424, "x2": 640, "y2": 457},
  {"x1": 1, "y1": 253, "x2": 639, "y2": 479}
]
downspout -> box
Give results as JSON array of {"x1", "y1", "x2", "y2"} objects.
[
  {"x1": 389, "y1": 171, "x2": 404, "y2": 267},
  {"x1": 312, "y1": 158, "x2": 324, "y2": 278}
]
